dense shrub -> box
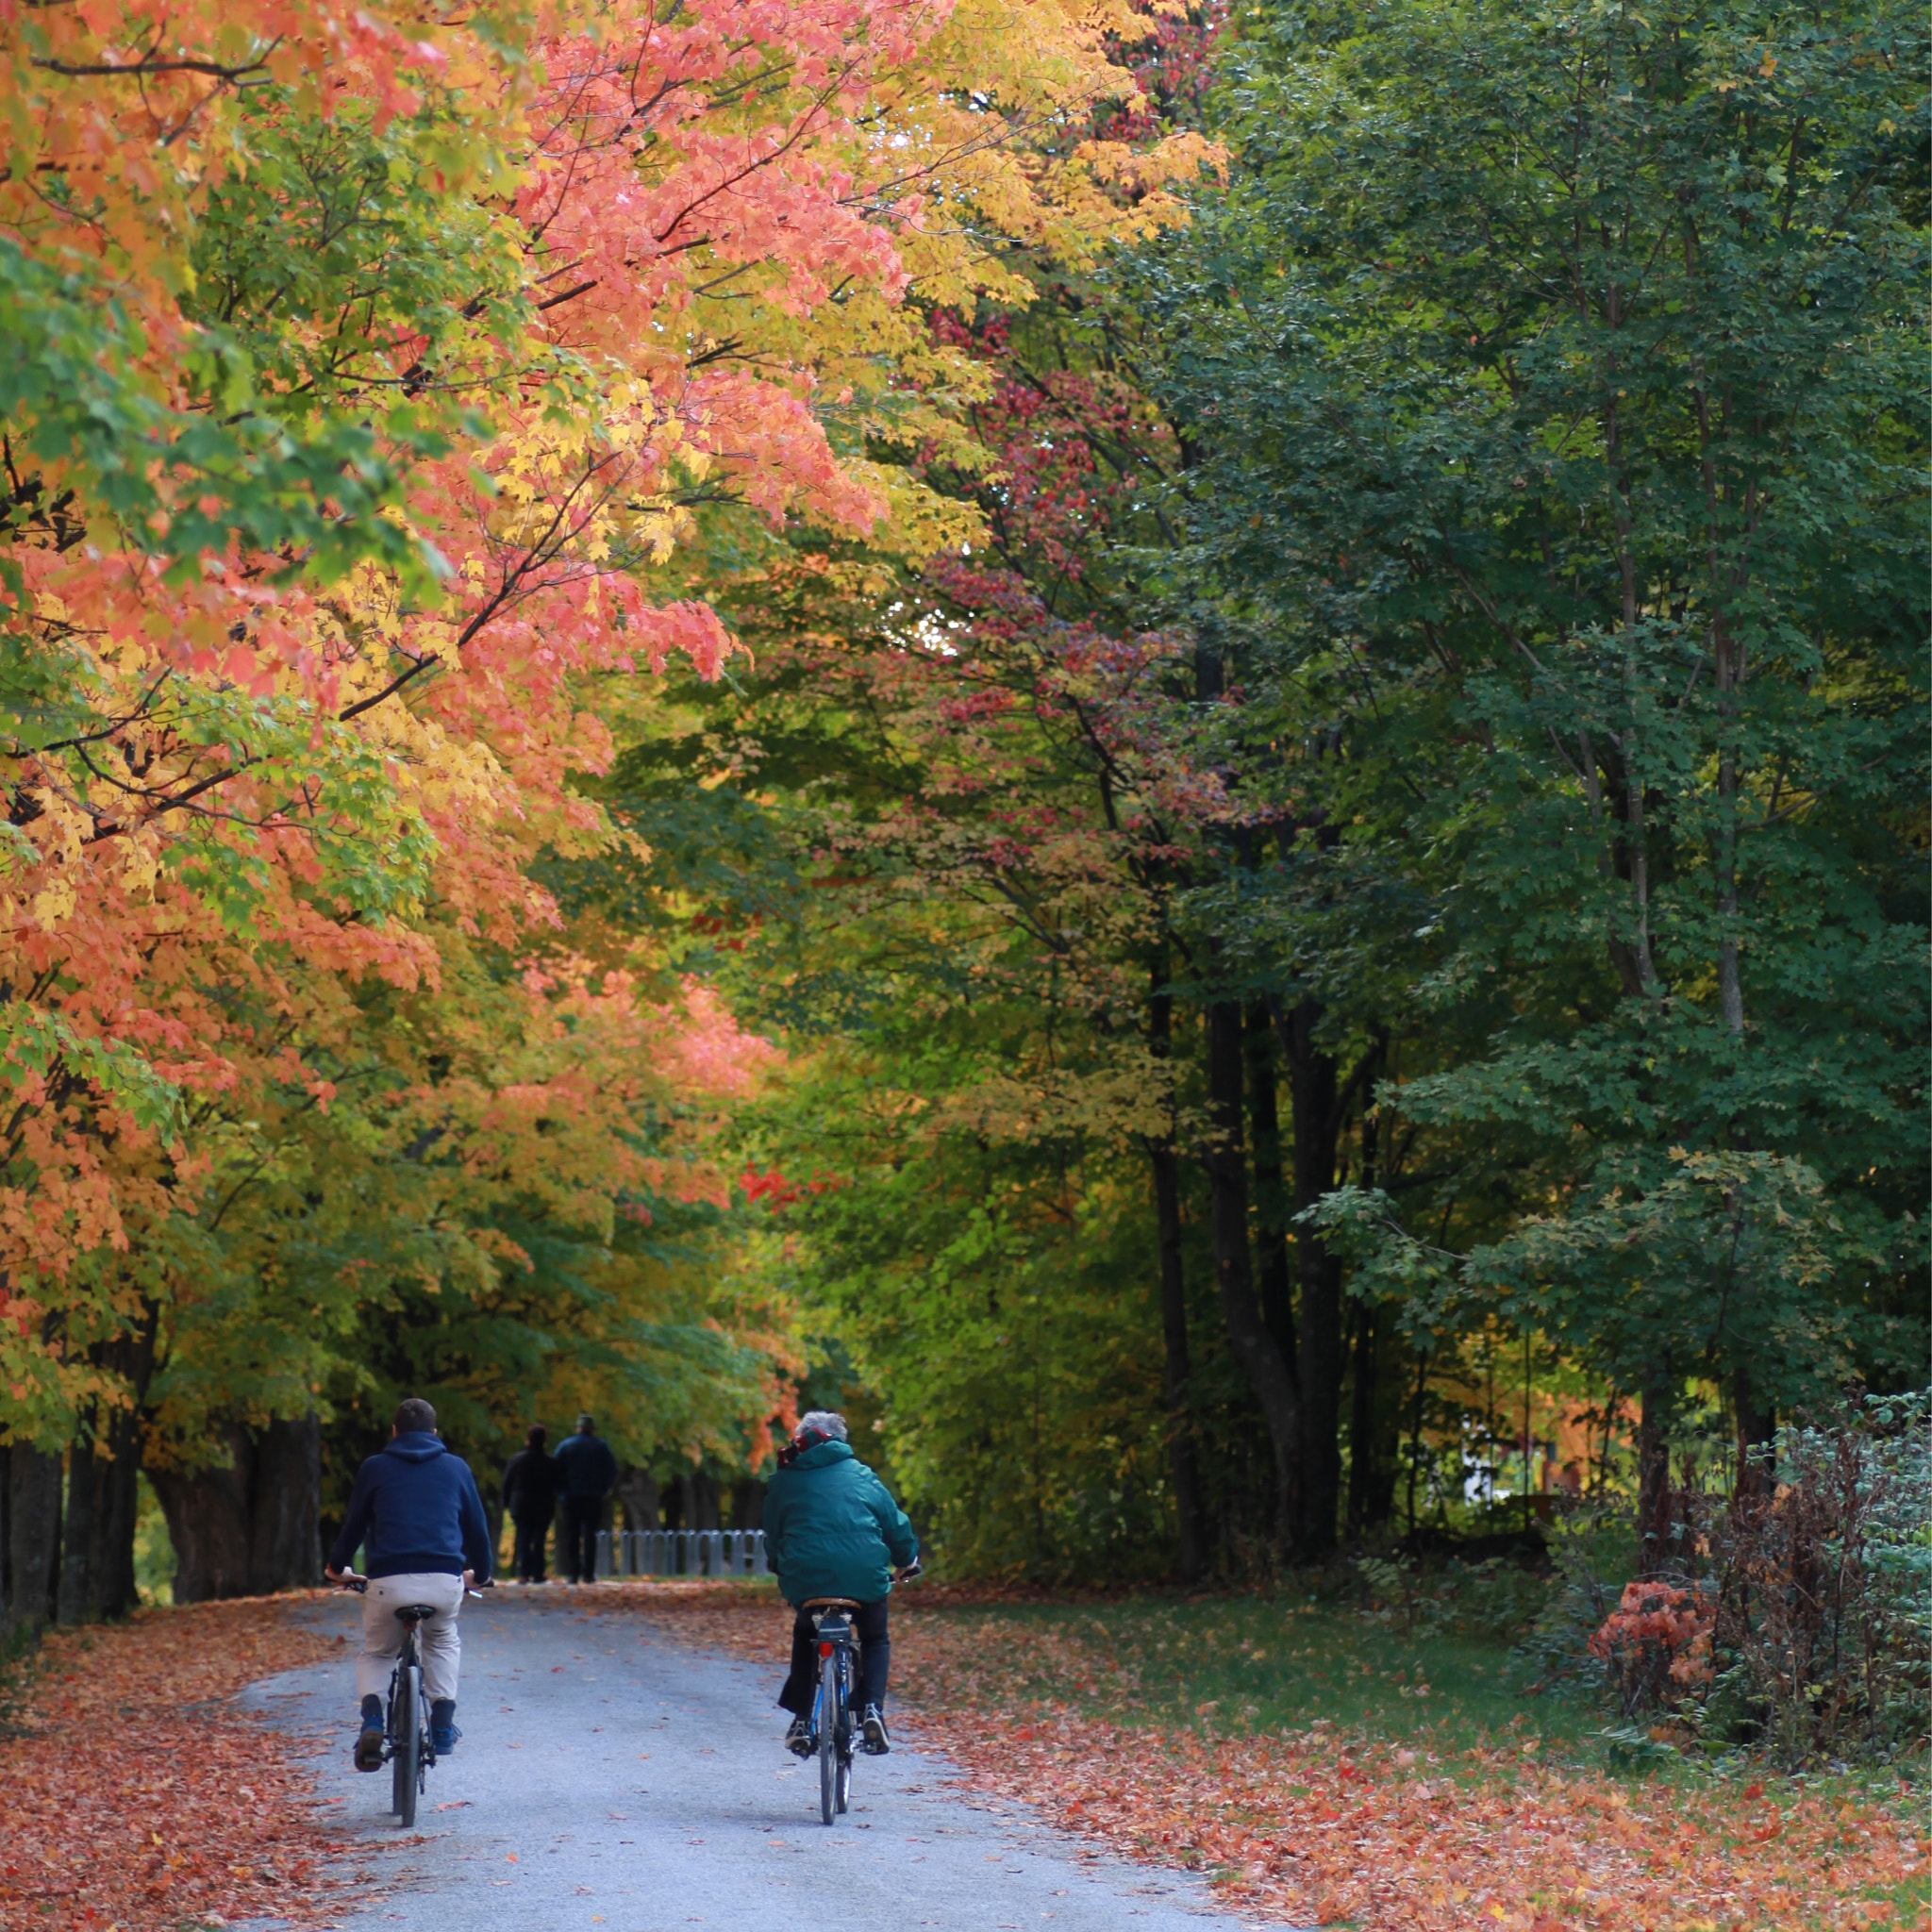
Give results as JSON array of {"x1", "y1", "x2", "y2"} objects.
[
  {"x1": 1698, "y1": 1395, "x2": 1931, "y2": 1766},
  {"x1": 1571, "y1": 1393, "x2": 1931, "y2": 1765}
]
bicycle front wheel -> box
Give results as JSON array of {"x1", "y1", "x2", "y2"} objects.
[
  {"x1": 391, "y1": 1663, "x2": 421, "y2": 1826},
  {"x1": 818, "y1": 1652, "x2": 839, "y2": 1826}
]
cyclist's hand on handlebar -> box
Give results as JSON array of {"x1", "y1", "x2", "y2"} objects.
[
  {"x1": 892, "y1": 1560, "x2": 923, "y2": 1584},
  {"x1": 325, "y1": 1566, "x2": 368, "y2": 1592}
]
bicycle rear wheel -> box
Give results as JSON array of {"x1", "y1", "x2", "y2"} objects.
[
  {"x1": 818, "y1": 1652, "x2": 839, "y2": 1826},
  {"x1": 391, "y1": 1661, "x2": 421, "y2": 1826}
]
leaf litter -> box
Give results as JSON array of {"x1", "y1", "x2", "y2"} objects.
[
  {"x1": 2, "y1": 1594, "x2": 387, "y2": 1932},
  {"x1": 597, "y1": 1582, "x2": 1928, "y2": 1932},
  {"x1": 8, "y1": 1583, "x2": 1923, "y2": 1932}
]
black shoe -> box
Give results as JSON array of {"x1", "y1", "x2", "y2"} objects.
[
  {"x1": 860, "y1": 1704, "x2": 890, "y2": 1755},
  {"x1": 355, "y1": 1724, "x2": 385, "y2": 1772},
  {"x1": 431, "y1": 1699, "x2": 458, "y2": 1755},
  {"x1": 784, "y1": 1715, "x2": 813, "y2": 1758}
]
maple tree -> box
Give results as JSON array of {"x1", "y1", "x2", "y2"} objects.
[{"x1": 0, "y1": 0, "x2": 1219, "y2": 1623}]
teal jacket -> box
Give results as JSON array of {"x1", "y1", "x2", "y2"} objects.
[{"x1": 762, "y1": 1439, "x2": 918, "y2": 1606}]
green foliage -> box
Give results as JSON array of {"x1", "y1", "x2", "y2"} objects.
[
  {"x1": 0, "y1": 235, "x2": 437, "y2": 601},
  {"x1": 1149, "y1": 0, "x2": 1930, "y2": 1414}
]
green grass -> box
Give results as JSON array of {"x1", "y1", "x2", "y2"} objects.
[
  {"x1": 922, "y1": 1573, "x2": 1928, "y2": 1822},
  {"x1": 931, "y1": 1580, "x2": 1604, "y2": 1764}
]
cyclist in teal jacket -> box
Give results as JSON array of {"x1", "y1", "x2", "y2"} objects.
[{"x1": 762, "y1": 1410, "x2": 918, "y2": 1757}]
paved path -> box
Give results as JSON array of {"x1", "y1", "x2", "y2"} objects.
[{"x1": 239, "y1": 1590, "x2": 1273, "y2": 1932}]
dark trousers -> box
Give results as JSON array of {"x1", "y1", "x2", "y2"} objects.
[
  {"x1": 511, "y1": 1510, "x2": 550, "y2": 1582},
  {"x1": 778, "y1": 1598, "x2": 890, "y2": 1715},
  {"x1": 560, "y1": 1495, "x2": 603, "y2": 1581}
]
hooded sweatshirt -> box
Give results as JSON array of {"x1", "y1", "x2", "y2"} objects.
[{"x1": 327, "y1": 1432, "x2": 494, "y2": 1581}]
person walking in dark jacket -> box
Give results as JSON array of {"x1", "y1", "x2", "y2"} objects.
[
  {"x1": 325, "y1": 1397, "x2": 493, "y2": 1766},
  {"x1": 763, "y1": 1410, "x2": 918, "y2": 1757},
  {"x1": 551, "y1": 1412, "x2": 618, "y2": 1583},
  {"x1": 501, "y1": 1424, "x2": 559, "y2": 1583}
]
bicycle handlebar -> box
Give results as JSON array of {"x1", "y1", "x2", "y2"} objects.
[
  {"x1": 893, "y1": 1560, "x2": 923, "y2": 1584},
  {"x1": 330, "y1": 1573, "x2": 495, "y2": 1599}
]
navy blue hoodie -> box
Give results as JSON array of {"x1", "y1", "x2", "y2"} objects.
[{"x1": 327, "y1": 1433, "x2": 494, "y2": 1581}]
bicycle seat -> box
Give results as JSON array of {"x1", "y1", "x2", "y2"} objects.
[
  {"x1": 393, "y1": 1603, "x2": 440, "y2": 1623},
  {"x1": 802, "y1": 1596, "x2": 863, "y2": 1612}
]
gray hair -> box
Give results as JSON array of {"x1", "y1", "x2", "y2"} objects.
[{"x1": 797, "y1": 1410, "x2": 849, "y2": 1441}]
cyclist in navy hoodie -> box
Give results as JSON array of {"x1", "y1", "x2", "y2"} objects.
[{"x1": 325, "y1": 1397, "x2": 493, "y2": 1769}]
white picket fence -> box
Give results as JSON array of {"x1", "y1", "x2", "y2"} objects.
[{"x1": 592, "y1": 1527, "x2": 770, "y2": 1579}]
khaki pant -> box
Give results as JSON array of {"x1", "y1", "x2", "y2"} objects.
[{"x1": 357, "y1": 1572, "x2": 465, "y2": 1704}]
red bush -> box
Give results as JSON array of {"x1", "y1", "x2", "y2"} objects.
[{"x1": 1589, "y1": 1579, "x2": 1714, "y2": 1714}]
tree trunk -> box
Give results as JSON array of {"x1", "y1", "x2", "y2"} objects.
[
  {"x1": 1205, "y1": 998, "x2": 1303, "y2": 1554},
  {"x1": 1636, "y1": 1380, "x2": 1673, "y2": 1577},
  {"x1": 1404, "y1": 1343, "x2": 1430, "y2": 1540},
  {"x1": 57, "y1": 1398, "x2": 146, "y2": 1624},
  {"x1": 6, "y1": 1444, "x2": 62, "y2": 1640},
  {"x1": 56, "y1": 1406, "x2": 98, "y2": 1625},
  {"x1": 152, "y1": 1414, "x2": 322, "y2": 1602},
  {"x1": 250, "y1": 1413, "x2": 322, "y2": 1591},
  {"x1": 1731, "y1": 1365, "x2": 1775, "y2": 1501},
  {"x1": 1346, "y1": 1302, "x2": 1380, "y2": 1536},
  {"x1": 1149, "y1": 957, "x2": 1207, "y2": 1583},
  {"x1": 1151, "y1": 1140, "x2": 1207, "y2": 1583},
  {"x1": 55, "y1": 1305, "x2": 162, "y2": 1623},
  {"x1": 1282, "y1": 995, "x2": 1344, "y2": 1555},
  {"x1": 728, "y1": 1477, "x2": 764, "y2": 1531},
  {"x1": 680, "y1": 1469, "x2": 721, "y2": 1531},
  {"x1": 619, "y1": 1467, "x2": 662, "y2": 1531},
  {"x1": 1245, "y1": 1004, "x2": 1298, "y2": 1367}
]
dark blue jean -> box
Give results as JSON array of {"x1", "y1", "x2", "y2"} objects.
[{"x1": 778, "y1": 1597, "x2": 890, "y2": 1713}]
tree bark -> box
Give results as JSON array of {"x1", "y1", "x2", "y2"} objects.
[
  {"x1": 1151, "y1": 1140, "x2": 1208, "y2": 1582},
  {"x1": 56, "y1": 1406, "x2": 98, "y2": 1625},
  {"x1": 6, "y1": 1444, "x2": 62, "y2": 1640},
  {"x1": 1346, "y1": 1302, "x2": 1380, "y2": 1535},
  {"x1": 1282, "y1": 995, "x2": 1344, "y2": 1555},
  {"x1": 727, "y1": 1477, "x2": 764, "y2": 1531},
  {"x1": 1404, "y1": 1343, "x2": 1430, "y2": 1540},
  {"x1": 619, "y1": 1468, "x2": 662, "y2": 1531},
  {"x1": 1205, "y1": 998, "x2": 1303, "y2": 1554},
  {"x1": 1245, "y1": 1004, "x2": 1298, "y2": 1367},
  {"x1": 1731, "y1": 1364, "x2": 1775, "y2": 1501},
  {"x1": 54, "y1": 1305, "x2": 161, "y2": 1623},
  {"x1": 680, "y1": 1469, "x2": 721, "y2": 1531},
  {"x1": 250, "y1": 1413, "x2": 322, "y2": 1591},
  {"x1": 152, "y1": 1413, "x2": 322, "y2": 1602},
  {"x1": 1636, "y1": 1380, "x2": 1674, "y2": 1577},
  {"x1": 1149, "y1": 958, "x2": 1207, "y2": 1582}
]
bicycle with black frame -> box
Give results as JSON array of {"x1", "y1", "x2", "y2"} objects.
[
  {"x1": 801, "y1": 1560, "x2": 919, "y2": 1827},
  {"x1": 333, "y1": 1574, "x2": 489, "y2": 1826}
]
